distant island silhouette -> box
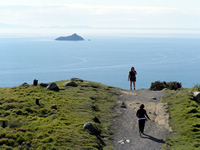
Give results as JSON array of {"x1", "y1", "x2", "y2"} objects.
[{"x1": 55, "y1": 33, "x2": 84, "y2": 41}]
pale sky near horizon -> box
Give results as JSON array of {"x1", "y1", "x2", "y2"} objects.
[{"x1": 0, "y1": 0, "x2": 200, "y2": 28}]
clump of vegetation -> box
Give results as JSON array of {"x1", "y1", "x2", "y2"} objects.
[
  {"x1": 162, "y1": 87, "x2": 200, "y2": 150},
  {"x1": 191, "y1": 84, "x2": 200, "y2": 91},
  {"x1": 0, "y1": 80, "x2": 120, "y2": 149},
  {"x1": 150, "y1": 81, "x2": 182, "y2": 91}
]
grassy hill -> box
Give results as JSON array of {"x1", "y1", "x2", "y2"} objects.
[
  {"x1": 162, "y1": 87, "x2": 200, "y2": 150},
  {"x1": 1, "y1": 79, "x2": 200, "y2": 150},
  {"x1": 0, "y1": 79, "x2": 120, "y2": 150}
]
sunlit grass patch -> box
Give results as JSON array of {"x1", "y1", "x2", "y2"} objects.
[
  {"x1": 0, "y1": 80, "x2": 119, "y2": 149},
  {"x1": 163, "y1": 88, "x2": 200, "y2": 150}
]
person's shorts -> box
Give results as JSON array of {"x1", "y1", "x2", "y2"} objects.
[{"x1": 130, "y1": 76, "x2": 136, "y2": 81}]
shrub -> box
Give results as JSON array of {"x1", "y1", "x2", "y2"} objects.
[
  {"x1": 191, "y1": 84, "x2": 200, "y2": 91},
  {"x1": 150, "y1": 81, "x2": 166, "y2": 91},
  {"x1": 166, "y1": 81, "x2": 182, "y2": 90},
  {"x1": 150, "y1": 81, "x2": 182, "y2": 91}
]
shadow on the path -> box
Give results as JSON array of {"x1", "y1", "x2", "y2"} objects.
[{"x1": 141, "y1": 133, "x2": 165, "y2": 143}]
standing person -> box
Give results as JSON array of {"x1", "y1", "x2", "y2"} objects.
[
  {"x1": 136, "y1": 104, "x2": 151, "y2": 136},
  {"x1": 128, "y1": 66, "x2": 137, "y2": 90}
]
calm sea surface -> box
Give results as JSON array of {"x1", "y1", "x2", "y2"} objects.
[{"x1": 0, "y1": 33, "x2": 200, "y2": 90}]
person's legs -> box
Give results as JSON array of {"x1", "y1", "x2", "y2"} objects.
[
  {"x1": 130, "y1": 81, "x2": 133, "y2": 90},
  {"x1": 133, "y1": 81, "x2": 136, "y2": 90},
  {"x1": 140, "y1": 119, "x2": 145, "y2": 133},
  {"x1": 138, "y1": 120, "x2": 143, "y2": 132},
  {"x1": 138, "y1": 120, "x2": 141, "y2": 134}
]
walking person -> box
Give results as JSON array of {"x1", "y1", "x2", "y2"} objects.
[
  {"x1": 128, "y1": 66, "x2": 137, "y2": 90},
  {"x1": 136, "y1": 104, "x2": 151, "y2": 136}
]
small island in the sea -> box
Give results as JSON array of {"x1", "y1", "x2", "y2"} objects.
[{"x1": 55, "y1": 33, "x2": 84, "y2": 41}]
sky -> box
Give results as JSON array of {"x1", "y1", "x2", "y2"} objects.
[{"x1": 0, "y1": 0, "x2": 200, "y2": 29}]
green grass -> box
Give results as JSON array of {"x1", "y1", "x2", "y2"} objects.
[
  {"x1": 162, "y1": 88, "x2": 200, "y2": 150},
  {"x1": 0, "y1": 80, "x2": 120, "y2": 150},
  {"x1": 191, "y1": 84, "x2": 200, "y2": 92}
]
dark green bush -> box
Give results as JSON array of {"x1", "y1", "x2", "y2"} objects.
[
  {"x1": 166, "y1": 81, "x2": 182, "y2": 90},
  {"x1": 150, "y1": 81, "x2": 166, "y2": 91},
  {"x1": 150, "y1": 81, "x2": 182, "y2": 91}
]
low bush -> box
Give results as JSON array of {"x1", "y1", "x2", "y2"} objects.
[{"x1": 150, "y1": 81, "x2": 182, "y2": 91}]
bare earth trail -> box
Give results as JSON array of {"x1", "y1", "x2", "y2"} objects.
[{"x1": 112, "y1": 89, "x2": 171, "y2": 150}]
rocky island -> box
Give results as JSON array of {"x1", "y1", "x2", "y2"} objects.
[{"x1": 55, "y1": 33, "x2": 84, "y2": 41}]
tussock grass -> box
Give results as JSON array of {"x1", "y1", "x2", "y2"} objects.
[
  {"x1": 0, "y1": 80, "x2": 120, "y2": 149},
  {"x1": 191, "y1": 84, "x2": 200, "y2": 92},
  {"x1": 162, "y1": 88, "x2": 200, "y2": 150}
]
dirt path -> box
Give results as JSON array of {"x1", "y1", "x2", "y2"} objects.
[{"x1": 112, "y1": 89, "x2": 171, "y2": 150}]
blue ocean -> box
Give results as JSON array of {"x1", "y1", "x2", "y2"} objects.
[{"x1": 0, "y1": 29, "x2": 200, "y2": 90}]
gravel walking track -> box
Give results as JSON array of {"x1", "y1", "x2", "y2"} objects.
[{"x1": 112, "y1": 89, "x2": 170, "y2": 150}]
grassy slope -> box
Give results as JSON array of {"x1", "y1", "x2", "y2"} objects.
[
  {"x1": 162, "y1": 88, "x2": 200, "y2": 150},
  {"x1": 0, "y1": 80, "x2": 120, "y2": 150}
]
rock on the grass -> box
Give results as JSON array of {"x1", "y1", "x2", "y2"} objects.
[
  {"x1": 71, "y1": 77, "x2": 83, "y2": 82},
  {"x1": 83, "y1": 122, "x2": 97, "y2": 135},
  {"x1": 193, "y1": 92, "x2": 200, "y2": 101},
  {"x1": 45, "y1": 83, "x2": 59, "y2": 91},
  {"x1": 51, "y1": 104, "x2": 57, "y2": 109},
  {"x1": 40, "y1": 83, "x2": 49, "y2": 87},
  {"x1": 21, "y1": 82, "x2": 29, "y2": 86},
  {"x1": 151, "y1": 97, "x2": 157, "y2": 100},
  {"x1": 63, "y1": 81, "x2": 78, "y2": 87}
]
